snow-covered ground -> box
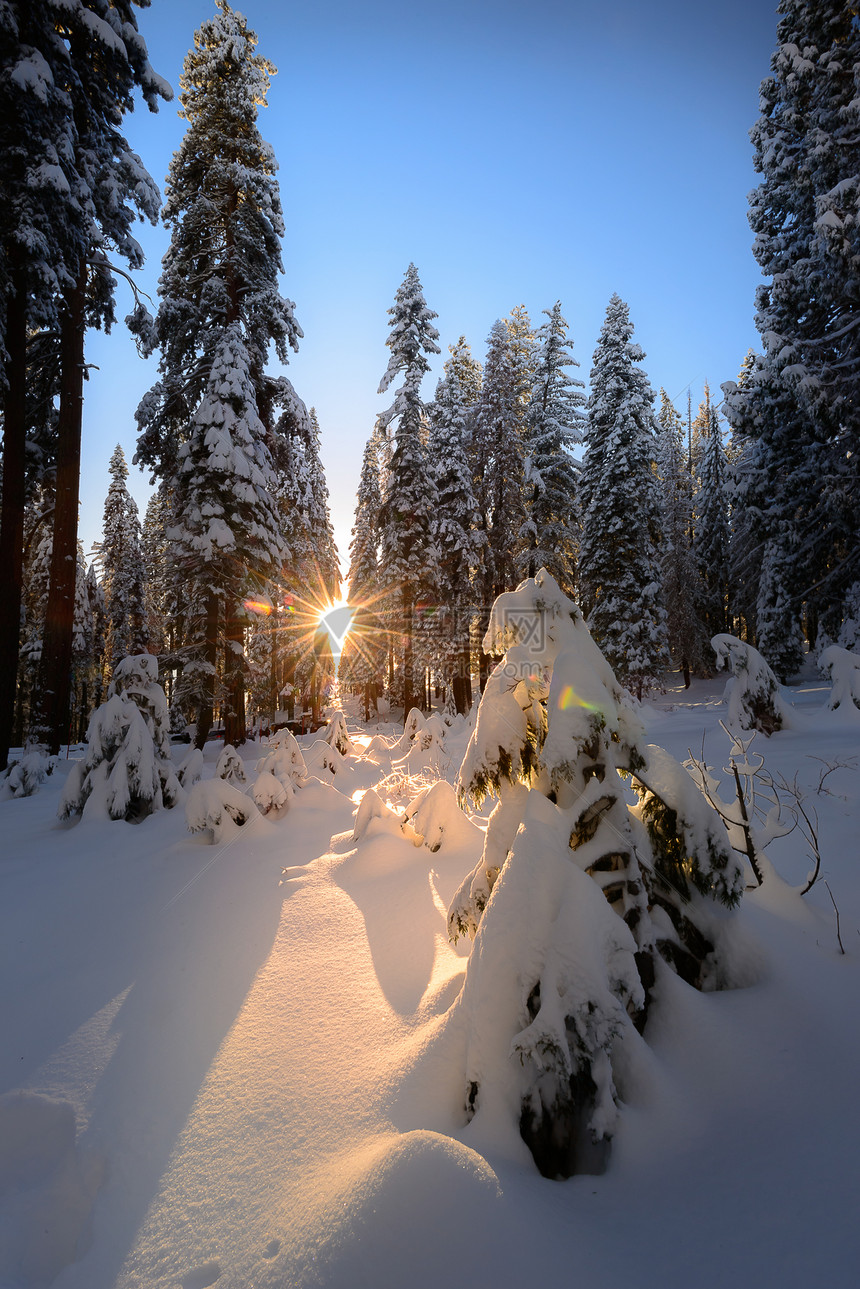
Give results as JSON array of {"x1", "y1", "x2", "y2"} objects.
[{"x1": 2, "y1": 673, "x2": 859, "y2": 1289}]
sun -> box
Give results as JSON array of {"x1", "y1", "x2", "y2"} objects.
[{"x1": 317, "y1": 599, "x2": 355, "y2": 653}]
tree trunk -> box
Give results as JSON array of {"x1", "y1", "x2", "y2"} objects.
[
  {"x1": 401, "y1": 592, "x2": 416, "y2": 720},
  {"x1": 223, "y1": 607, "x2": 246, "y2": 746},
  {"x1": 0, "y1": 265, "x2": 27, "y2": 769},
  {"x1": 32, "y1": 262, "x2": 87, "y2": 754},
  {"x1": 194, "y1": 590, "x2": 220, "y2": 750}
]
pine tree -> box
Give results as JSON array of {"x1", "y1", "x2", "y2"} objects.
[
  {"x1": 474, "y1": 320, "x2": 524, "y2": 601},
  {"x1": 136, "y1": 1, "x2": 300, "y2": 748},
  {"x1": 725, "y1": 0, "x2": 860, "y2": 641},
  {"x1": 341, "y1": 427, "x2": 387, "y2": 717},
  {"x1": 95, "y1": 444, "x2": 148, "y2": 678},
  {"x1": 579, "y1": 294, "x2": 669, "y2": 697},
  {"x1": 428, "y1": 361, "x2": 483, "y2": 712},
  {"x1": 725, "y1": 352, "x2": 764, "y2": 644},
  {"x1": 692, "y1": 385, "x2": 732, "y2": 638},
  {"x1": 656, "y1": 389, "x2": 708, "y2": 683},
  {"x1": 2, "y1": 2, "x2": 168, "y2": 760},
  {"x1": 304, "y1": 408, "x2": 340, "y2": 602},
  {"x1": 377, "y1": 263, "x2": 441, "y2": 718},
  {"x1": 517, "y1": 301, "x2": 585, "y2": 591}
]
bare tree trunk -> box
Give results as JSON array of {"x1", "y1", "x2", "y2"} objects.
[
  {"x1": 32, "y1": 262, "x2": 86, "y2": 754},
  {"x1": 0, "y1": 264, "x2": 27, "y2": 768}
]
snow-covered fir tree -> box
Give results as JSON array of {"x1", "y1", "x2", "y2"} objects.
[
  {"x1": 6, "y1": 1, "x2": 168, "y2": 758},
  {"x1": 473, "y1": 319, "x2": 524, "y2": 603},
  {"x1": 447, "y1": 571, "x2": 743, "y2": 1177},
  {"x1": 377, "y1": 263, "x2": 441, "y2": 717},
  {"x1": 136, "y1": 1, "x2": 300, "y2": 748},
  {"x1": 303, "y1": 408, "x2": 340, "y2": 602},
  {"x1": 517, "y1": 301, "x2": 585, "y2": 591},
  {"x1": 656, "y1": 389, "x2": 708, "y2": 683},
  {"x1": 341, "y1": 426, "x2": 387, "y2": 716},
  {"x1": 725, "y1": 351, "x2": 764, "y2": 644},
  {"x1": 724, "y1": 0, "x2": 860, "y2": 643},
  {"x1": 427, "y1": 359, "x2": 483, "y2": 712},
  {"x1": 692, "y1": 385, "x2": 732, "y2": 639},
  {"x1": 95, "y1": 444, "x2": 148, "y2": 678},
  {"x1": 579, "y1": 294, "x2": 669, "y2": 697}
]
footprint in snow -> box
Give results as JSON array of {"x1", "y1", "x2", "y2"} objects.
[{"x1": 181, "y1": 1261, "x2": 221, "y2": 1289}]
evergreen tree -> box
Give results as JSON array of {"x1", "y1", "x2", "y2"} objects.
[
  {"x1": 517, "y1": 301, "x2": 585, "y2": 590},
  {"x1": 1, "y1": 1, "x2": 168, "y2": 759},
  {"x1": 428, "y1": 362, "x2": 483, "y2": 712},
  {"x1": 725, "y1": 351, "x2": 764, "y2": 643},
  {"x1": 95, "y1": 444, "x2": 148, "y2": 678},
  {"x1": 579, "y1": 294, "x2": 669, "y2": 697},
  {"x1": 692, "y1": 385, "x2": 732, "y2": 638},
  {"x1": 341, "y1": 427, "x2": 387, "y2": 717},
  {"x1": 657, "y1": 389, "x2": 708, "y2": 683},
  {"x1": 473, "y1": 320, "x2": 524, "y2": 602},
  {"x1": 136, "y1": 1, "x2": 300, "y2": 748},
  {"x1": 725, "y1": 0, "x2": 860, "y2": 640},
  {"x1": 304, "y1": 408, "x2": 340, "y2": 602},
  {"x1": 377, "y1": 263, "x2": 441, "y2": 718}
]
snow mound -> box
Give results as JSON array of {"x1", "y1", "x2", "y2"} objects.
[
  {"x1": 403, "y1": 781, "x2": 482, "y2": 853},
  {"x1": 215, "y1": 744, "x2": 247, "y2": 785},
  {"x1": 252, "y1": 769, "x2": 292, "y2": 817},
  {"x1": 818, "y1": 644, "x2": 860, "y2": 712},
  {"x1": 258, "y1": 736, "x2": 307, "y2": 786},
  {"x1": 0, "y1": 1092, "x2": 105, "y2": 1289},
  {"x1": 323, "y1": 710, "x2": 353, "y2": 755},
  {"x1": 352, "y1": 788, "x2": 403, "y2": 842},
  {"x1": 290, "y1": 1131, "x2": 503, "y2": 1287},
  {"x1": 186, "y1": 778, "x2": 259, "y2": 841},
  {"x1": 0, "y1": 752, "x2": 54, "y2": 800},
  {"x1": 303, "y1": 739, "x2": 347, "y2": 779}
]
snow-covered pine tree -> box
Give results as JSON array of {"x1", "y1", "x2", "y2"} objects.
[
  {"x1": 8, "y1": 2, "x2": 168, "y2": 758},
  {"x1": 171, "y1": 326, "x2": 286, "y2": 746},
  {"x1": 136, "y1": 1, "x2": 301, "y2": 749},
  {"x1": 517, "y1": 301, "x2": 585, "y2": 592},
  {"x1": 341, "y1": 427, "x2": 387, "y2": 718},
  {"x1": 726, "y1": 0, "x2": 860, "y2": 642},
  {"x1": 579, "y1": 294, "x2": 669, "y2": 697},
  {"x1": 657, "y1": 389, "x2": 708, "y2": 683},
  {"x1": 692, "y1": 385, "x2": 732, "y2": 639},
  {"x1": 377, "y1": 264, "x2": 441, "y2": 718},
  {"x1": 427, "y1": 362, "x2": 483, "y2": 713},
  {"x1": 725, "y1": 352, "x2": 764, "y2": 644},
  {"x1": 95, "y1": 444, "x2": 148, "y2": 678},
  {"x1": 304, "y1": 408, "x2": 340, "y2": 602},
  {"x1": 474, "y1": 319, "x2": 525, "y2": 601},
  {"x1": 0, "y1": 0, "x2": 85, "y2": 768},
  {"x1": 447, "y1": 571, "x2": 743, "y2": 1178}
]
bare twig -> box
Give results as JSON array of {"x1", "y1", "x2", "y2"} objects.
[{"x1": 823, "y1": 881, "x2": 845, "y2": 955}]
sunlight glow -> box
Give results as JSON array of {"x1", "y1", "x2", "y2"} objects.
[{"x1": 557, "y1": 685, "x2": 601, "y2": 714}]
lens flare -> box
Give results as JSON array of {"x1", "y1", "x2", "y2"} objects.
[
  {"x1": 243, "y1": 599, "x2": 273, "y2": 616},
  {"x1": 557, "y1": 684, "x2": 600, "y2": 713}
]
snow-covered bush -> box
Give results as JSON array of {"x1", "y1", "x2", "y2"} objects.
[
  {"x1": 185, "y1": 778, "x2": 259, "y2": 841},
  {"x1": 446, "y1": 571, "x2": 743, "y2": 1178},
  {"x1": 259, "y1": 730, "x2": 307, "y2": 786},
  {"x1": 251, "y1": 770, "x2": 291, "y2": 817},
  {"x1": 837, "y1": 582, "x2": 860, "y2": 653},
  {"x1": 819, "y1": 645, "x2": 860, "y2": 713},
  {"x1": 176, "y1": 747, "x2": 204, "y2": 788},
  {"x1": 352, "y1": 788, "x2": 402, "y2": 841},
  {"x1": 0, "y1": 752, "x2": 55, "y2": 800},
  {"x1": 215, "y1": 744, "x2": 247, "y2": 785},
  {"x1": 303, "y1": 739, "x2": 346, "y2": 779},
  {"x1": 712, "y1": 634, "x2": 792, "y2": 734},
  {"x1": 396, "y1": 712, "x2": 450, "y2": 778},
  {"x1": 324, "y1": 710, "x2": 353, "y2": 756},
  {"x1": 59, "y1": 655, "x2": 180, "y2": 823},
  {"x1": 402, "y1": 781, "x2": 481, "y2": 853}
]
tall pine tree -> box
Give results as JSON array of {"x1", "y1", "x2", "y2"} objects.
[
  {"x1": 579, "y1": 294, "x2": 669, "y2": 697},
  {"x1": 377, "y1": 264, "x2": 441, "y2": 718},
  {"x1": 95, "y1": 444, "x2": 147, "y2": 677},
  {"x1": 136, "y1": 1, "x2": 300, "y2": 747}
]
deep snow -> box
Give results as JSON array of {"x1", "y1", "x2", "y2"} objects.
[{"x1": 1, "y1": 673, "x2": 859, "y2": 1289}]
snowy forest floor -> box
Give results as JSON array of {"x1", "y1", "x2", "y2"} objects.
[{"x1": 2, "y1": 670, "x2": 860, "y2": 1289}]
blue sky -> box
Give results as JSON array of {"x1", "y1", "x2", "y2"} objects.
[{"x1": 79, "y1": 0, "x2": 781, "y2": 577}]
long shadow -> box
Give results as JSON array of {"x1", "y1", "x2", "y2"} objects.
[
  {"x1": 333, "y1": 833, "x2": 461, "y2": 1017},
  {"x1": 1, "y1": 804, "x2": 289, "y2": 1289}
]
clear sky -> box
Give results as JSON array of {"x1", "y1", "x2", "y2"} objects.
[{"x1": 79, "y1": 0, "x2": 782, "y2": 578}]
